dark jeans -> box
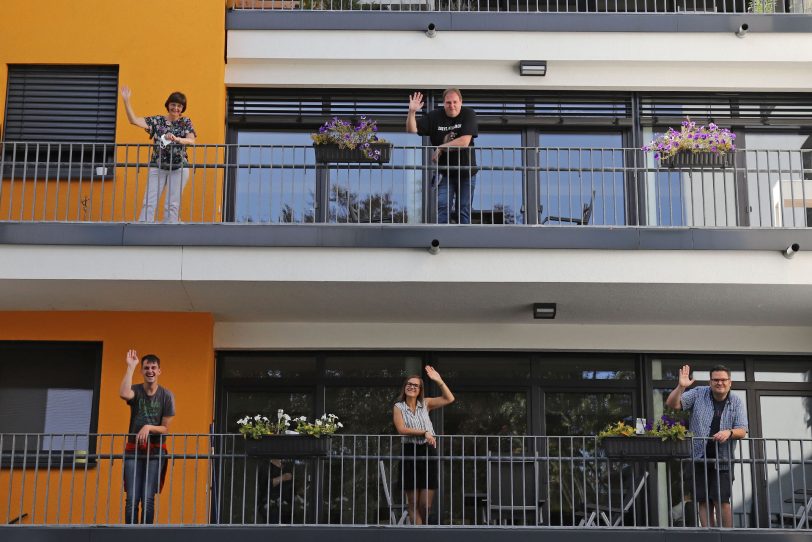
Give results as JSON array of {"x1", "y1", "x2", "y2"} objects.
[
  {"x1": 124, "y1": 457, "x2": 161, "y2": 524},
  {"x1": 436, "y1": 174, "x2": 476, "y2": 224}
]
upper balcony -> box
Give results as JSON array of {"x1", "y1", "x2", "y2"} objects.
[{"x1": 225, "y1": 0, "x2": 812, "y2": 33}]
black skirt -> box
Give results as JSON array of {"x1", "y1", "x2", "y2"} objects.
[{"x1": 400, "y1": 443, "x2": 439, "y2": 491}]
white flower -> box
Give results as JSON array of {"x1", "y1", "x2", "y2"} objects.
[
  {"x1": 337, "y1": 422, "x2": 344, "y2": 428},
  {"x1": 315, "y1": 420, "x2": 322, "y2": 426},
  {"x1": 254, "y1": 414, "x2": 261, "y2": 421}
]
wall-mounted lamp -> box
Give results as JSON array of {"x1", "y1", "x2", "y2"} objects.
[
  {"x1": 735, "y1": 24, "x2": 749, "y2": 38},
  {"x1": 519, "y1": 60, "x2": 547, "y2": 77},
  {"x1": 533, "y1": 303, "x2": 557, "y2": 320},
  {"x1": 426, "y1": 23, "x2": 437, "y2": 38}
]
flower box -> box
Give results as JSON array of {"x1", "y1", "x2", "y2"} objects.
[
  {"x1": 314, "y1": 143, "x2": 392, "y2": 164},
  {"x1": 244, "y1": 435, "x2": 332, "y2": 458},
  {"x1": 660, "y1": 151, "x2": 734, "y2": 169},
  {"x1": 601, "y1": 436, "x2": 692, "y2": 461}
]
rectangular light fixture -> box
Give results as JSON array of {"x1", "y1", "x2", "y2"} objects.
[
  {"x1": 533, "y1": 303, "x2": 557, "y2": 319},
  {"x1": 519, "y1": 60, "x2": 547, "y2": 76}
]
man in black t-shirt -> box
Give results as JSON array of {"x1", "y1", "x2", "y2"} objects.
[
  {"x1": 119, "y1": 349, "x2": 175, "y2": 524},
  {"x1": 407, "y1": 89, "x2": 479, "y2": 224}
]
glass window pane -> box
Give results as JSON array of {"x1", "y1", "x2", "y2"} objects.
[
  {"x1": 754, "y1": 359, "x2": 812, "y2": 382},
  {"x1": 545, "y1": 392, "x2": 633, "y2": 436},
  {"x1": 323, "y1": 355, "x2": 416, "y2": 379},
  {"x1": 325, "y1": 387, "x2": 399, "y2": 436},
  {"x1": 538, "y1": 133, "x2": 625, "y2": 226},
  {"x1": 444, "y1": 391, "x2": 527, "y2": 436},
  {"x1": 436, "y1": 356, "x2": 530, "y2": 380},
  {"x1": 538, "y1": 357, "x2": 636, "y2": 380},
  {"x1": 473, "y1": 132, "x2": 524, "y2": 224},
  {"x1": 234, "y1": 131, "x2": 316, "y2": 224},
  {"x1": 220, "y1": 355, "x2": 317, "y2": 380},
  {"x1": 651, "y1": 358, "x2": 745, "y2": 382},
  {"x1": 329, "y1": 131, "x2": 423, "y2": 224}
]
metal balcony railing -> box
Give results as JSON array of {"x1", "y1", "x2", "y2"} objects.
[
  {"x1": 227, "y1": 0, "x2": 812, "y2": 14},
  {"x1": 1, "y1": 433, "x2": 810, "y2": 528},
  {"x1": 1, "y1": 142, "x2": 810, "y2": 228}
]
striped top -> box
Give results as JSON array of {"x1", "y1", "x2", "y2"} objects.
[{"x1": 395, "y1": 400, "x2": 435, "y2": 445}]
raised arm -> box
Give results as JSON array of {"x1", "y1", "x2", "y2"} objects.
[
  {"x1": 424, "y1": 365, "x2": 455, "y2": 410},
  {"x1": 120, "y1": 86, "x2": 148, "y2": 130},
  {"x1": 119, "y1": 349, "x2": 139, "y2": 401},
  {"x1": 665, "y1": 364, "x2": 694, "y2": 410},
  {"x1": 406, "y1": 92, "x2": 424, "y2": 134}
]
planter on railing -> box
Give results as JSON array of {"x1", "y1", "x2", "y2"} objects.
[
  {"x1": 244, "y1": 435, "x2": 331, "y2": 457},
  {"x1": 314, "y1": 143, "x2": 392, "y2": 164},
  {"x1": 601, "y1": 436, "x2": 692, "y2": 461},
  {"x1": 660, "y1": 151, "x2": 734, "y2": 169}
]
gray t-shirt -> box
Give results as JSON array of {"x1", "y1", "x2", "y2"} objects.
[{"x1": 127, "y1": 384, "x2": 175, "y2": 444}]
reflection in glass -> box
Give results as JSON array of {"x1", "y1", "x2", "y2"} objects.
[
  {"x1": 651, "y1": 358, "x2": 745, "y2": 382},
  {"x1": 325, "y1": 387, "x2": 399, "y2": 436},
  {"x1": 436, "y1": 356, "x2": 530, "y2": 380},
  {"x1": 444, "y1": 391, "x2": 528, "y2": 436},
  {"x1": 473, "y1": 133, "x2": 524, "y2": 224},
  {"x1": 744, "y1": 133, "x2": 812, "y2": 227},
  {"x1": 323, "y1": 355, "x2": 414, "y2": 379},
  {"x1": 329, "y1": 132, "x2": 422, "y2": 224},
  {"x1": 754, "y1": 359, "x2": 812, "y2": 382},
  {"x1": 545, "y1": 392, "x2": 633, "y2": 436},
  {"x1": 538, "y1": 357, "x2": 636, "y2": 380},
  {"x1": 220, "y1": 356, "x2": 317, "y2": 381},
  {"x1": 538, "y1": 133, "x2": 625, "y2": 226},
  {"x1": 234, "y1": 132, "x2": 316, "y2": 224}
]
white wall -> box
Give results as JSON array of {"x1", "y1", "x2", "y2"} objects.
[{"x1": 226, "y1": 31, "x2": 812, "y2": 91}]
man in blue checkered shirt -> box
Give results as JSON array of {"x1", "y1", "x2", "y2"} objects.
[{"x1": 666, "y1": 364, "x2": 748, "y2": 527}]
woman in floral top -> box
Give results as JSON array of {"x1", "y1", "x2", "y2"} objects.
[{"x1": 121, "y1": 86, "x2": 197, "y2": 222}]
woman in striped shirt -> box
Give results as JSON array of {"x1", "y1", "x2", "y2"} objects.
[{"x1": 393, "y1": 365, "x2": 455, "y2": 525}]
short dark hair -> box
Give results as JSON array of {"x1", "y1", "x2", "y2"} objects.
[
  {"x1": 709, "y1": 364, "x2": 731, "y2": 378},
  {"x1": 165, "y1": 91, "x2": 187, "y2": 113},
  {"x1": 141, "y1": 354, "x2": 161, "y2": 367},
  {"x1": 443, "y1": 88, "x2": 462, "y2": 102}
]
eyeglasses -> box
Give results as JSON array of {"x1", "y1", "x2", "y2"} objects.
[
  {"x1": 710, "y1": 378, "x2": 730, "y2": 384},
  {"x1": 405, "y1": 383, "x2": 421, "y2": 390}
]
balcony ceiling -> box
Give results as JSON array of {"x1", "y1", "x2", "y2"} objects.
[{"x1": 1, "y1": 245, "x2": 812, "y2": 326}]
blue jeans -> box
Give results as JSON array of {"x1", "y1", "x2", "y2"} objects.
[
  {"x1": 436, "y1": 174, "x2": 476, "y2": 224},
  {"x1": 124, "y1": 457, "x2": 160, "y2": 524}
]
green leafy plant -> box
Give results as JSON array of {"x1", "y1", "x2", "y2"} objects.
[
  {"x1": 293, "y1": 413, "x2": 343, "y2": 438},
  {"x1": 599, "y1": 415, "x2": 690, "y2": 442},
  {"x1": 311, "y1": 116, "x2": 389, "y2": 160},
  {"x1": 749, "y1": 0, "x2": 776, "y2": 12},
  {"x1": 237, "y1": 409, "x2": 291, "y2": 440}
]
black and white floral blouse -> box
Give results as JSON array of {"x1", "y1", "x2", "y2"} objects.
[{"x1": 144, "y1": 115, "x2": 197, "y2": 170}]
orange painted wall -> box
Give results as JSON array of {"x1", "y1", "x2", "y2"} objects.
[
  {"x1": 0, "y1": 1, "x2": 227, "y2": 222},
  {"x1": 0, "y1": 311, "x2": 215, "y2": 524}
]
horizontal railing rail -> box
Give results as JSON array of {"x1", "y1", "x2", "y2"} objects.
[
  {"x1": 227, "y1": 0, "x2": 812, "y2": 14},
  {"x1": 1, "y1": 142, "x2": 810, "y2": 228},
  {"x1": 1, "y1": 433, "x2": 810, "y2": 528}
]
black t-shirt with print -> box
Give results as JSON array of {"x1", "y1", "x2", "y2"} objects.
[
  {"x1": 127, "y1": 384, "x2": 176, "y2": 445},
  {"x1": 417, "y1": 107, "x2": 478, "y2": 175}
]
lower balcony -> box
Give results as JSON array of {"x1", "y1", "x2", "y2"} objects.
[
  {"x1": 1, "y1": 142, "x2": 810, "y2": 229},
  {"x1": 0, "y1": 433, "x2": 809, "y2": 532}
]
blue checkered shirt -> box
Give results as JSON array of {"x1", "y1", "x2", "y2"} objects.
[{"x1": 681, "y1": 386, "x2": 748, "y2": 462}]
